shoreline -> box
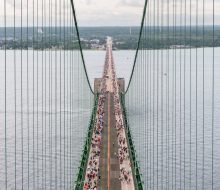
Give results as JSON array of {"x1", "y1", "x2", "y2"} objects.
[{"x1": 0, "y1": 46, "x2": 219, "y2": 51}]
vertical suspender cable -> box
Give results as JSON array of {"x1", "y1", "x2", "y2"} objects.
[
  {"x1": 161, "y1": 0, "x2": 164, "y2": 188},
  {"x1": 72, "y1": 11, "x2": 75, "y2": 189},
  {"x1": 146, "y1": 8, "x2": 148, "y2": 186},
  {"x1": 50, "y1": 0, "x2": 52, "y2": 185},
  {"x1": 156, "y1": 1, "x2": 159, "y2": 188},
  {"x1": 167, "y1": 0, "x2": 170, "y2": 188},
  {"x1": 211, "y1": 0, "x2": 215, "y2": 189},
  {"x1": 174, "y1": 0, "x2": 177, "y2": 188},
  {"x1": 184, "y1": 0, "x2": 186, "y2": 188},
  {"x1": 59, "y1": 0, "x2": 62, "y2": 187},
  {"x1": 195, "y1": 0, "x2": 198, "y2": 188},
  {"x1": 168, "y1": 0, "x2": 171, "y2": 188},
  {"x1": 63, "y1": 0, "x2": 66, "y2": 186},
  {"x1": 66, "y1": 4, "x2": 68, "y2": 188},
  {"x1": 13, "y1": 0, "x2": 17, "y2": 188},
  {"x1": 48, "y1": 0, "x2": 52, "y2": 187},
  {"x1": 148, "y1": 0, "x2": 150, "y2": 185},
  {"x1": 69, "y1": 3, "x2": 72, "y2": 188},
  {"x1": 4, "y1": 0, "x2": 7, "y2": 189},
  {"x1": 171, "y1": 0, "x2": 173, "y2": 188},
  {"x1": 153, "y1": 1, "x2": 155, "y2": 187},
  {"x1": 66, "y1": 5, "x2": 69, "y2": 187},
  {"x1": 26, "y1": 0, "x2": 30, "y2": 188},
  {"x1": 68, "y1": 6, "x2": 71, "y2": 187},
  {"x1": 69, "y1": 13, "x2": 72, "y2": 188},
  {"x1": 44, "y1": 0, "x2": 47, "y2": 186},
  {"x1": 70, "y1": 18, "x2": 72, "y2": 189},
  {"x1": 146, "y1": 11, "x2": 149, "y2": 189},
  {"x1": 149, "y1": 3, "x2": 152, "y2": 187},
  {"x1": 165, "y1": 6, "x2": 168, "y2": 186},
  {"x1": 70, "y1": 17, "x2": 72, "y2": 188},
  {"x1": 55, "y1": 0, "x2": 58, "y2": 188},
  {"x1": 32, "y1": 0, "x2": 36, "y2": 187},
  {"x1": 139, "y1": 17, "x2": 142, "y2": 168},
  {"x1": 189, "y1": 0, "x2": 192, "y2": 188},
  {"x1": 41, "y1": 0, "x2": 44, "y2": 187},
  {"x1": 20, "y1": 0, "x2": 24, "y2": 188},
  {"x1": 36, "y1": 0, "x2": 39, "y2": 188},
  {"x1": 139, "y1": 18, "x2": 142, "y2": 166},
  {"x1": 180, "y1": 0, "x2": 183, "y2": 188},
  {"x1": 202, "y1": 0, "x2": 205, "y2": 189}
]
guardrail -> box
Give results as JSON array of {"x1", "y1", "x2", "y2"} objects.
[
  {"x1": 120, "y1": 93, "x2": 144, "y2": 190},
  {"x1": 74, "y1": 93, "x2": 99, "y2": 190}
]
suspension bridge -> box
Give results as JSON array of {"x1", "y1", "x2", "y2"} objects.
[{"x1": 0, "y1": 0, "x2": 219, "y2": 189}]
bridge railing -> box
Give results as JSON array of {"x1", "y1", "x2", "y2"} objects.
[
  {"x1": 120, "y1": 93, "x2": 144, "y2": 190},
  {"x1": 74, "y1": 93, "x2": 98, "y2": 190}
]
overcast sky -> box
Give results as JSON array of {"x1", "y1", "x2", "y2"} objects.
[
  {"x1": 74, "y1": 0, "x2": 145, "y2": 26},
  {"x1": 0, "y1": 0, "x2": 219, "y2": 27}
]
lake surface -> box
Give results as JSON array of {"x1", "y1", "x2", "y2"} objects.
[
  {"x1": 0, "y1": 49, "x2": 135, "y2": 189},
  {"x1": 0, "y1": 48, "x2": 220, "y2": 189},
  {"x1": 125, "y1": 48, "x2": 220, "y2": 189}
]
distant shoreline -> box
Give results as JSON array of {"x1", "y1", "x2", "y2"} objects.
[
  {"x1": 0, "y1": 46, "x2": 218, "y2": 51},
  {"x1": 0, "y1": 26, "x2": 219, "y2": 50}
]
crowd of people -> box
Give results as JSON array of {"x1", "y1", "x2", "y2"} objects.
[
  {"x1": 110, "y1": 52, "x2": 133, "y2": 185},
  {"x1": 83, "y1": 44, "x2": 110, "y2": 190},
  {"x1": 84, "y1": 39, "x2": 133, "y2": 189},
  {"x1": 83, "y1": 93, "x2": 105, "y2": 190}
]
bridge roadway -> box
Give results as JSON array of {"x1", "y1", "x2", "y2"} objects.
[{"x1": 83, "y1": 38, "x2": 135, "y2": 190}]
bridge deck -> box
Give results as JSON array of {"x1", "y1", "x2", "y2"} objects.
[
  {"x1": 99, "y1": 92, "x2": 121, "y2": 190},
  {"x1": 83, "y1": 37, "x2": 135, "y2": 190}
]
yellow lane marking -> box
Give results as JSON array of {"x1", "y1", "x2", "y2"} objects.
[{"x1": 108, "y1": 93, "x2": 111, "y2": 190}]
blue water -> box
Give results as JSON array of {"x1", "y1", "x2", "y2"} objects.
[
  {"x1": 125, "y1": 48, "x2": 220, "y2": 189},
  {"x1": 0, "y1": 48, "x2": 220, "y2": 189},
  {"x1": 0, "y1": 50, "x2": 93, "y2": 189}
]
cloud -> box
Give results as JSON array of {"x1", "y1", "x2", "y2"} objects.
[
  {"x1": 118, "y1": 0, "x2": 144, "y2": 7},
  {"x1": 79, "y1": 0, "x2": 92, "y2": 5},
  {"x1": 0, "y1": 0, "x2": 219, "y2": 27},
  {"x1": 74, "y1": 0, "x2": 144, "y2": 26}
]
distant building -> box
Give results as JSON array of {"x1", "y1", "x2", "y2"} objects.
[
  {"x1": 90, "y1": 44, "x2": 105, "y2": 50},
  {"x1": 38, "y1": 28, "x2": 43, "y2": 34},
  {"x1": 90, "y1": 39, "x2": 100, "y2": 44},
  {"x1": 170, "y1": 45, "x2": 191, "y2": 49},
  {"x1": 80, "y1": 38, "x2": 89, "y2": 42},
  {"x1": 116, "y1": 41, "x2": 125, "y2": 45}
]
